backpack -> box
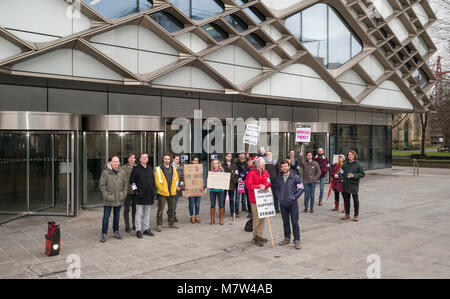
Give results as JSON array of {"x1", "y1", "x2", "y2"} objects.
[{"x1": 244, "y1": 219, "x2": 253, "y2": 232}]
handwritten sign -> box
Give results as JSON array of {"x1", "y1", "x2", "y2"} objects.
[
  {"x1": 207, "y1": 172, "x2": 231, "y2": 190},
  {"x1": 295, "y1": 126, "x2": 311, "y2": 143},
  {"x1": 184, "y1": 164, "x2": 204, "y2": 197},
  {"x1": 237, "y1": 182, "x2": 246, "y2": 194},
  {"x1": 254, "y1": 187, "x2": 275, "y2": 218},
  {"x1": 243, "y1": 124, "x2": 260, "y2": 145}
]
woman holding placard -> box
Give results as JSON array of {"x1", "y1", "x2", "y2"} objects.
[
  {"x1": 187, "y1": 156, "x2": 203, "y2": 224},
  {"x1": 208, "y1": 159, "x2": 225, "y2": 225}
]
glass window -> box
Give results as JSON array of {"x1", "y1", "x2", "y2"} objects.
[
  {"x1": 372, "y1": 126, "x2": 387, "y2": 169},
  {"x1": 150, "y1": 11, "x2": 184, "y2": 33},
  {"x1": 84, "y1": 0, "x2": 153, "y2": 18},
  {"x1": 413, "y1": 68, "x2": 429, "y2": 89},
  {"x1": 201, "y1": 23, "x2": 229, "y2": 42},
  {"x1": 244, "y1": 7, "x2": 266, "y2": 24},
  {"x1": 171, "y1": 0, "x2": 225, "y2": 20},
  {"x1": 285, "y1": 4, "x2": 363, "y2": 69},
  {"x1": 224, "y1": 14, "x2": 248, "y2": 32},
  {"x1": 235, "y1": 0, "x2": 248, "y2": 5},
  {"x1": 245, "y1": 33, "x2": 266, "y2": 50}
]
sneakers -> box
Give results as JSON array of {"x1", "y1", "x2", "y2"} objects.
[
  {"x1": 113, "y1": 231, "x2": 122, "y2": 239},
  {"x1": 143, "y1": 229, "x2": 154, "y2": 236},
  {"x1": 169, "y1": 224, "x2": 180, "y2": 229},
  {"x1": 294, "y1": 241, "x2": 301, "y2": 250},
  {"x1": 100, "y1": 234, "x2": 107, "y2": 243},
  {"x1": 136, "y1": 231, "x2": 143, "y2": 239},
  {"x1": 279, "y1": 239, "x2": 290, "y2": 246},
  {"x1": 156, "y1": 225, "x2": 162, "y2": 232},
  {"x1": 303, "y1": 208, "x2": 308, "y2": 213},
  {"x1": 310, "y1": 208, "x2": 314, "y2": 214}
]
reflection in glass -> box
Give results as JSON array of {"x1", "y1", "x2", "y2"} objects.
[
  {"x1": 413, "y1": 68, "x2": 429, "y2": 89},
  {"x1": 171, "y1": 0, "x2": 225, "y2": 20},
  {"x1": 285, "y1": 4, "x2": 363, "y2": 69},
  {"x1": 84, "y1": 0, "x2": 153, "y2": 18},
  {"x1": 244, "y1": 7, "x2": 266, "y2": 24},
  {"x1": 202, "y1": 23, "x2": 229, "y2": 42},
  {"x1": 151, "y1": 11, "x2": 184, "y2": 33},
  {"x1": 245, "y1": 33, "x2": 266, "y2": 50},
  {"x1": 0, "y1": 133, "x2": 27, "y2": 218},
  {"x1": 224, "y1": 14, "x2": 248, "y2": 32},
  {"x1": 85, "y1": 132, "x2": 106, "y2": 207}
]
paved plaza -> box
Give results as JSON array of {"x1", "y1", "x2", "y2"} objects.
[{"x1": 0, "y1": 166, "x2": 449, "y2": 279}]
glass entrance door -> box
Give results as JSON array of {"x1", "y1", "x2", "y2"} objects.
[
  {"x1": 0, "y1": 131, "x2": 75, "y2": 224},
  {"x1": 294, "y1": 133, "x2": 330, "y2": 182}
]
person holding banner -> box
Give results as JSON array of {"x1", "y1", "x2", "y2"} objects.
[
  {"x1": 330, "y1": 154, "x2": 345, "y2": 212},
  {"x1": 208, "y1": 160, "x2": 226, "y2": 225},
  {"x1": 246, "y1": 156, "x2": 271, "y2": 247},
  {"x1": 186, "y1": 156, "x2": 203, "y2": 224},
  {"x1": 265, "y1": 150, "x2": 280, "y2": 214},
  {"x1": 273, "y1": 160, "x2": 304, "y2": 249},
  {"x1": 288, "y1": 149, "x2": 300, "y2": 176}
]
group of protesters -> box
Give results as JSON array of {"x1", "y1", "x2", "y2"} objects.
[{"x1": 99, "y1": 147, "x2": 365, "y2": 249}]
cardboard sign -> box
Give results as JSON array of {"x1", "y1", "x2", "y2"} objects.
[
  {"x1": 295, "y1": 126, "x2": 311, "y2": 143},
  {"x1": 243, "y1": 124, "x2": 260, "y2": 145},
  {"x1": 333, "y1": 155, "x2": 340, "y2": 164},
  {"x1": 184, "y1": 164, "x2": 204, "y2": 197},
  {"x1": 254, "y1": 187, "x2": 275, "y2": 218},
  {"x1": 207, "y1": 171, "x2": 231, "y2": 190},
  {"x1": 237, "y1": 182, "x2": 246, "y2": 194}
]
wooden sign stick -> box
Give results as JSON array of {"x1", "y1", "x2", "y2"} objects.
[{"x1": 266, "y1": 217, "x2": 275, "y2": 248}]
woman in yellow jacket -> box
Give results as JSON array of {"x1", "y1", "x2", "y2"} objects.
[{"x1": 155, "y1": 153, "x2": 180, "y2": 232}]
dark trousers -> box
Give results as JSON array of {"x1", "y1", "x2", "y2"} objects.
[
  {"x1": 343, "y1": 192, "x2": 359, "y2": 216},
  {"x1": 123, "y1": 194, "x2": 136, "y2": 229},
  {"x1": 245, "y1": 188, "x2": 251, "y2": 215},
  {"x1": 273, "y1": 193, "x2": 280, "y2": 213},
  {"x1": 334, "y1": 190, "x2": 341, "y2": 203},
  {"x1": 224, "y1": 189, "x2": 236, "y2": 214},
  {"x1": 280, "y1": 203, "x2": 300, "y2": 242},
  {"x1": 102, "y1": 206, "x2": 121, "y2": 235},
  {"x1": 157, "y1": 195, "x2": 175, "y2": 226}
]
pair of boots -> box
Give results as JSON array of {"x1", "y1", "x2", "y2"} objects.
[
  {"x1": 253, "y1": 235, "x2": 268, "y2": 246},
  {"x1": 210, "y1": 208, "x2": 224, "y2": 225},
  {"x1": 332, "y1": 201, "x2": 346, "y2": 213},
  {"x1": 190, "y1": 216, "x2": 201, "y2": 224}
]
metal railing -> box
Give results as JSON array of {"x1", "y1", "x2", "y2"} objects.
[{"x1": 413, "y1": 159, "x2": 419, "y2": 176}]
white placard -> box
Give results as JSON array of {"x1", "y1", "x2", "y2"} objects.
[
  {"x1": 333, "y1": 155, "x2": 340, "y2": 164},
  {"x1": 207, "y1": 171, "x2": 231, "y2": 190},
  {"x1": 295, "y1": 126, "x2": 311, "y2": 143},
  {"x1": 243, "y1": 124, "x2": 260, "y2": 145},
  {"x1": 254, "y1": 187, "x2": 275, "y2": 218}
]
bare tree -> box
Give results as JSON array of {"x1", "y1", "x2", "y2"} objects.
[{"x1": 434, "y1": 76, "x2": 450, "y2": 149}]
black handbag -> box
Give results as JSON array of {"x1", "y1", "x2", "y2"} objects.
[{"x1": 244, "y1": 218, "x2": 253, "y2": 232}]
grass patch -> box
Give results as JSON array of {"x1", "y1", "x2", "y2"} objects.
[{"x1": 392, "y1": 151, "x2": 450, "y2": 157}]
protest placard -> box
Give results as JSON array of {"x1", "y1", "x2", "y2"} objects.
[
  {"x1": 207, "y1": 171, "x2": 230, "y2": 190},
  {"x1": 243, "y1": 124, "x2": 260, "y2": 146},
  {"x1": 295, "y1": 125, "x2": 311, "y2": 143},
  {"x1": 184, "y1": 164, "x2": 204, "y2": 197},
  {"x1": 254, "y1": 187, "x2": 275, "y2": 248}
]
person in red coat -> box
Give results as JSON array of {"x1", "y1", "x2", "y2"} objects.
[
  {"x1": 330, "y1": 155, "x2": 345, "y2": 212},
  {"x1": 246, "y1": 156, "x2": 272, "y2": 246}
]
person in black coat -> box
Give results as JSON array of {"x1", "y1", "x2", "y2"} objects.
[
  {"x1": 130, "y1": 153, "x2": 157, "y2": 238},
  {"x1": 273, "y1": 160, "x2": 304, "y2": 249},
  {"x1": 287, "y1": 149, "x2": 300, "y2": 175},
  {"x1": 339, "y1": 150, "x2": 365, "y2": 222}
]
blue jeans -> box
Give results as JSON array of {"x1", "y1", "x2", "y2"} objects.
[
  {"x1": 280, "y1": 202, "x2": 300, "y2": 242},
  {"x1": 188, "y1": 196, "x2": 201, "y2": 216},
  {"x1": 224, "y1": 189, "x2": 236, "y2": 214},
  {"x1": 304, "y1": 182, "x2": 316, "y2": 209},
  {"x1": 210, "y1": 191, "x2": 225, "y2": 209},
  {"x1": 102, "y1": 206, "x2": 121, "y2": 235},
  {"x1": 318, "y1": 176, "x2": 326, "y2": 202},
  {"x1": 236, "y1": 192, "x2": 247, "y2": 211}
]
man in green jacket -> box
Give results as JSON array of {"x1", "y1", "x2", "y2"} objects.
[
  {"x1": 99, "y1": 156, "x2": 128, "y2": 242},
  {"x1": 339, "y1": 150, "x2": 365, "y2": 222}
]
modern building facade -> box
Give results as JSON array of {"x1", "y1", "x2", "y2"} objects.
[{"x1": 0, "y1": 0, "x2": 437, "y2": 223}]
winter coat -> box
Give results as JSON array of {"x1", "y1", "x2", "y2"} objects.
[
  {"x1": 155, "y1": 164, "x2": 179, "y2": 197},
  {"x1": 222, "y1": 161, "x2": 239, "y2": 191},
  {"x1": 129, "y1": 164, "x2": 157, "y2": 205},
  {"x1": 299, "y1": 159, "x2": 321, "y2": 184},
  {"x1": 330, "y1": 162, "x2": 344, "y2": 193},
  {"x1": 265, "y1": 159, "x2": 280, "y2": 187},
  {"x1": 99, "y1": 165, "x2": 128, "y2": 207},
  {"x1": 245, "y1": 168, "x2": 271, "y2": 204},
  {"x1": 172, "y1": 162, "x2": 184, "y2": 197},
  {"x1": 313, "y1": 156, "x2": 330, "y2": 178},
  {"x1": 273, "y1": 170, "x2": 304, "y2": 207},
  {"x1": 339, "y1": 161, "x2": 365, "y2": 195},
  {"x1": 123, "y1": 163, "x2": 137, "y2": 195}
]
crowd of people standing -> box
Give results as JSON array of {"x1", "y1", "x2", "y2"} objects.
[{"x1": 99, "y1": 147, "x2": 365, "y2": 248}]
